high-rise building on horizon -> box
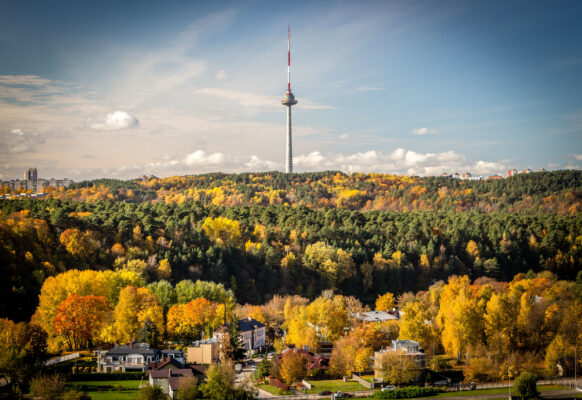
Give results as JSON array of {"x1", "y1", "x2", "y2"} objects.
[
  {"x1": 1, "y1": 168, "x2": 72, "y2": 194},
  {"x1": 25, "y1": 167, "x2": 37, "y2": 182},
  {"x1": 281, "y1": 26, "x2": 297, "y2": 174}
]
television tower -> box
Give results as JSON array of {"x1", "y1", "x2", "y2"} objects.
[{"x1": 282, "y1": 26, "x2": 297, "y2": 173}]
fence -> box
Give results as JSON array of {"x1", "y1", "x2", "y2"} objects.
[{"x1": 43, "y1": 352, "x2": 80, "y2": 366}]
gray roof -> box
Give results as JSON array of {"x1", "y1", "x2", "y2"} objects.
[
  {"x1": 239, "y1": 317, "x2": 265, "y2": 332},
  {"x1": 106, "y1": 343, "x2": 160, "y2": 356},
  {"x1": 353, "y1": 311, "x2": 399, "y2": 322}
]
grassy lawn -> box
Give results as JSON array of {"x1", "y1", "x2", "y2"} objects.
[
  {"x1": 305, "y1": 379, "x2": 367, "y2": 394},
  {"x1": 66, "y1": 379, "x2": 142, "y2": 400},
  {"x1": 433, "y1": 384, "x2": 567, "y2": 398},
  {"x1": 256, "y1": 383, "x2": 291, "y2": 395}
]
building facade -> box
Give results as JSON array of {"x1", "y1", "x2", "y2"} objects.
[
  {"x1": 96, "y1": 342, "x2": 184, "y2": 373},
  {"x1": 213, "y1": 317, "x2": 266, "y2": 353}
]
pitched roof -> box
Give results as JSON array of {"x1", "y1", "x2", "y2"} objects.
[
  {"x1": 106, "y1": 342, "x2": 159, "y2": 356},
  {"x1": 239, "y1": 317, "x2": 265, "y2": 332},
  {"x1": 146, "y1": 356, "x2": 185, "y2": 376},
  {"x1": 150, "y1": 368, "x2": 193, "y2": 379},
  {"x1": 279, "y1": 348, "x2": 330, "y2": 370},
  {"x1": 190, "y1": 364, "x2": 209, "y2": 376}
]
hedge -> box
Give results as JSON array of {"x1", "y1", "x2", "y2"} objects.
[
  {"x1": 372, "y1": 386, "x2": 439, "y2": 399},
  {"x1": 68, "y1": 372, "x2": 144, "y2": 381}
]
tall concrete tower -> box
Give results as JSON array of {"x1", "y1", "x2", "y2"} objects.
[{"x1": 281, "y1": 26, "x2": 297, "y2": 173}]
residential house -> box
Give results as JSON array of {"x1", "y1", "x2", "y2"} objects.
[
  {"x1": 187, "y1": 338, "x2": 219, "y2": 364},
  {"x1": 149, "y1": 368, "x2": 194, "y2": 399},
  {"x1": 213, "y1": 317, "x2": 266, "y2": 353},
  {"x1": 373, "y1": 339, "x2": 425, "y2": 381},
  {"x1": 278, "y1": 345, "x2": 330, "y2": 373},
  {"x1": 96, "y1": 342, "x2": 184, "y2": 373}
]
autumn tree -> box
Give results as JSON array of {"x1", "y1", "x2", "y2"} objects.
[
  {"x1": 377, "y1": 350, "x2": 417, "y2": 386},
  {"x1": 303, "y1": 242, "x2": 356, "y2": 288},
  {"x1": 399, "y1": 300, "x2": 438, "y2": 356},
  {"x1": 376, "y1": 292, "x2": 395, "y2": 311},
  {"x1": 53, "y1": 294, "x2": 109, "y2": 350},
  {"x1": 436, "y1": 275, "x2": 485, "y2": 359},
  {"x1": 201, "y1": 216, "x2": 242, "y2": 247},
  {"x1": 114, "y1": 286, "x2": 164, "y2": 343},
  {"x1": 279, "y1": 350, "x2": 307, "y2": 385}
]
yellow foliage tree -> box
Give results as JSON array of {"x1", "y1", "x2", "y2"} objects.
[
  {"x1": 114, "y1": 286, "x2": 164, "y2": 343},
  {"x1": 201, "y1": 217, "x2": 241, "y2": 247},
  {"x1": 376, "y1": 292, "x2": 395, "y2": 311}
]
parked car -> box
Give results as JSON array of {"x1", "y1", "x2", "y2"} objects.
[
  {"x1": 319, "y1": 390, "x2": 332, "y2": 395},
  {"x1": 433, "y1": 380, "x2": 449, "y2": 386},
  {"x1": 382, "y1": 385, "x2": 396, "y2": 391},
  {"x1": 333, "y1": 392, "x2": 354, "y2": 398}
]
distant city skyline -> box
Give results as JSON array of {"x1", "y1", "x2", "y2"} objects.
[{"x1": 1, "y1": 0, "x2": 581, "y2": 181}]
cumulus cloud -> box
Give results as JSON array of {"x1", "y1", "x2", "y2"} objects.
[
  {"x1": 411, "y1": 127, "x2": 439, "y2": 135},
  {"x1": 245, "y1": 155, "x2": 279, "y2": 171},
  {"x1": 293, "y1": 148, "x2": 506, "y2": 176},
  {"x1": 182, "y1": 150, "x2": 226, "y2": 166},
  {"x1": 61, "y1": 147, "x2": 508, "y2": 179},
  {"x1": 0, "y1": 129, "x2": 45, "y2": 154},
  {"x1": 87, "y1": 111, "x2": 139, "y2": 130},
  {"x1": 572, "y1": 154, "x2": 582, "y2": 161}
]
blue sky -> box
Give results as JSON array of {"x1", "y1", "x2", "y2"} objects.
[{"x1": 1, "y1": 0, "x2": 581, "y2": 180}]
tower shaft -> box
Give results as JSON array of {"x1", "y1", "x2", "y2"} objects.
[{"x1": 286, "y1": 106, "x2": 293, "y2": 173}]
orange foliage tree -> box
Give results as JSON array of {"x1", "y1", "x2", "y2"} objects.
[{"x1": 53, "y1": 294, "x2": 109, "y2": 350}]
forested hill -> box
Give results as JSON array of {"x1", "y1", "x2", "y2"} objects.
[
  {"x1": 49, "y1": 170, "x2": 582, "y2": 214},
  {"x1": 1, "y1": 197, "x2": 581, "y2": 322}
]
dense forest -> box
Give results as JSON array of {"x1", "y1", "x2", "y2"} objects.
[{"x1": 1, "y1": 170, "x2": 581, "y2": 323}]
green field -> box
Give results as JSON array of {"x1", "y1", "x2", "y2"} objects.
[
  {"x1": 66, "y1": 379, "x2": 142, "y2": 400},
  {"x1": 305, "y1": 379, "x2": 367, "y2": 394},
  {"x1": 433, "y1": 384, "x2": 567, "y2": 398},
  {"x1": 256, "y1": 383, "x2": 291, "y2": 395}
]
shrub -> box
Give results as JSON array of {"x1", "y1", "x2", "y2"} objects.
[
  {"x1": 512, "y1": 372, "x2": 540, "y2": 400},
  {"x1": 372, "y1": 386, "x2": 438, "y2": 399},
  {"x1": 137, "y1": 385, "x2": 166, "y2": 400},
  {"x1": 63, "y1": 390, "x2": 92, "y2": 400},
  {"x1": 29, "y1": 374, "x2": 66, "y2": 400}
]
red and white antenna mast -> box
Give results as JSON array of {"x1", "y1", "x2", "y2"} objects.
[{"x1": 287, "y1": 25, "x2": 291, "y2": 92}]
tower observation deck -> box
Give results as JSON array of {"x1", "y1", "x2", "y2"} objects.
[{"x1": 282, "y1": 26, "x2": 297, "y2": 173}]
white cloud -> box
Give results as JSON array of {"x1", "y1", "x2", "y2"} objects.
[
  {"x1": 245, "y1": 155, "x2": 279, "y2": 171},
  {"x1": 0, "y1": 75, "x2": 53, "y2": 86},
  {"x1": 572, "y1": 154, "x2": 582, "y2": 161},
  {"x1": 293, "y1": 148, "x2": 505, "y2": 176},
  {"x1": 182, "y1": 150, "x2": 226, "y2": 166},
  {"x1": 411, "y1": 127, "x2": 439, "y2": 135},
  {"x1": 0, "y1": 129, "x2": 45, "y2": 154},
  {"x1": 357, "y1": 87, "x2": 385, "y2": 91},
  {"x1": 564, "y1": 163, "x2": 581, "y2": 170},
  {"x1": 87, "y1": 111, "x2": 139, "y2": 130},
  {"x1": 215, "y1": 69, "x2": 228, "y2": 82},
  {"x1": 339, "y1": 133, "x2": 349, "y2": 140}
]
